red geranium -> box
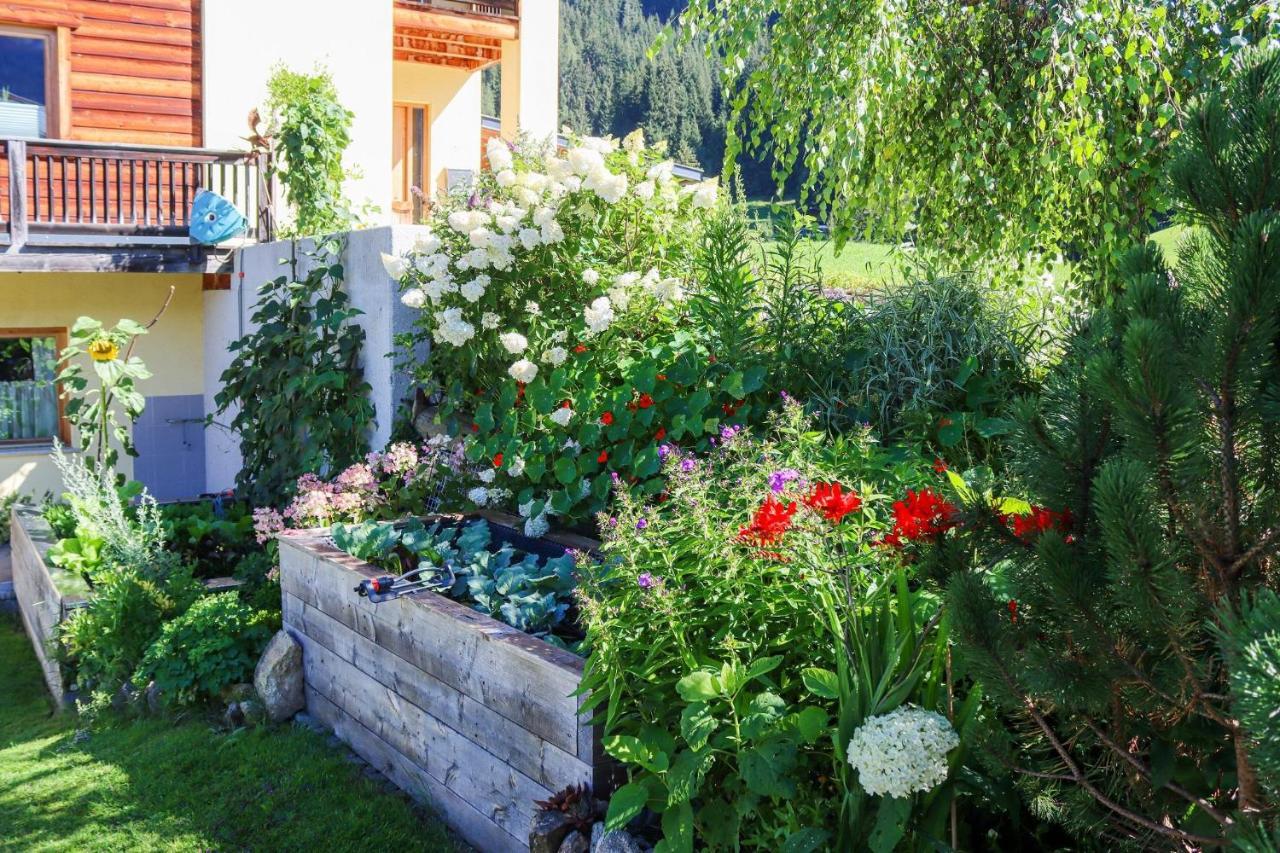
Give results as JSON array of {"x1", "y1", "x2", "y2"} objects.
[
  {"x1": 637, "y1": 393, "x2": 655, "y2": 409},
  {"x1": 1008, "y1": 600, "x2": 1019, "y2": 624},
  {"x1": 886, "y1": 488, "x2": 959, "y2": 546},
  {"x1": 492, "y1": 453, "x2": 503, "y2": 468},
  {"x1": 574, "y1": 345, "x2": 588, "y2": 354},
  {"x1": 933, "y1": 457, "x2": 948, "y2": 474},
  {"x1": 654, "y1": 426, "x2": 666, "y2": 441},
  {"x1": 738, "y1": 495, "x2": 798, "y2": 546},
  {"x1": 597, "y1": 450, "x2": 609, "y2": 464},
  {"x1": 601, "y1": 411, "x2": 615, "y2": 426},
  {"x1": 1010, "y1": 506, "x2": 1073, "y2": 540},
  {"x1": 803, "y1": 482, "x2": 863, "y2": 523}
]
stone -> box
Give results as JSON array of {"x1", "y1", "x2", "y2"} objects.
[
  {"x1": 529, "y1": 809, "x2": 574, "y2": 853},
  {"x1": 254, "y1": 630, "x2": 304, "y2": 722},
  {"x1": 223, "y1": 701, "x2": 245, "y2": 729},
  {"x1": 590, "y1": 823, "x2": 643, "y2": 853},
  {"x1": 558, "y1": 830, "x2": 589, "y2": 853},
  {"x1": 239, "y1": 698, "x2": 268, "y2": 727}
]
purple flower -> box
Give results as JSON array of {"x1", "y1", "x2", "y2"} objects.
[
  {"x1": 680, "y1": 458, "x2": 697, "y2": 473},
  {"x1": 720, "y1": 425, "x2": 742, "y2": 442},
  {"x1": 636, "y1": 518, "x2": 648, "y2": 531},
  {"x1": 608, "y1": 516, "x2": 619, "y2": 527},
  {"x1": 610, "y1": 471, "x2": 621, "y2": 483},
  {"x1": 768, "y1": 468, "x2": 801, "y2": 494},
  {"x1": 780, "y1": 390, "x2": 791, "y2": 401},
  {"x1": 658, "y1": 443, "x2": 672, "y2": 460},
  {"x1": 637, "y1": 572, "x2": 656, "y2": 590}
]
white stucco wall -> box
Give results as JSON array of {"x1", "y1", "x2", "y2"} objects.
[
  {"x1": 203, "y1": 228, "x2": 429, "y2": 494},
  {"x1": 201, "y1": 0, "x2": 395, "y2": 225},
  {"x1": 501, "y1": 0, "x2": 560, "y2": 145},
  {"x1": 393, "y1": 62, "x2": 483, "y2": 195}
]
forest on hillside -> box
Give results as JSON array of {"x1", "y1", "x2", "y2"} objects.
[{"x1": 483, "y1": 0, "x2": 792, "y2": 198}]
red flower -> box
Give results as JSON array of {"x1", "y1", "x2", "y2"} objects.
[
  {"x1": 637, "y1": 393, "x2": 654, "y2": 409},
  {"x1": 656, "y1": 373, "x2": 667, "y2": 381},
  {"x1": 493, "y1": 453, "x2": 504, "y2": 468},
  {"x1": 597, "y1": 451, "x2": 609, "y2": 464},
  {"x1": 886, "y1": 488, "x2": 959, "y2": 546},
  {"x1": 933, "y1": 457, "x2": 948, "y2": 474},
  {"x1": 804, "y1": 482, "x2": 863, "y2": 523},
  {"x1": 654, "y1": 427, "x2": 666, "y2": 441},
  {"x1": 470, "y1": 423, "x2": 480, "y2": 433},
  {"x1": 738, "y1": 495, "x2": 798, "y2": 546},
  {"x1": 574, "y1": 345, "x2": 588, "y2": 354},
  {"x1": 560, "y1": 400, "x2": 572, "y2": 409},
  {"x1": 939, "y1": 417, "x2": 954, "y2": 428},
  {"x1": 1010, "y1": 506, "x2": 1073, "y2": 540},
  {"x1": 601, "y1": 411, "x2": 615, "y2": 426},
  {"x1": 1008, "y1": 600, "x2": 1019, "y2": 624}
]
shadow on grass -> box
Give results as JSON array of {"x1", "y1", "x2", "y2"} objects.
[{"x1": 0, "y1": 617, "x2": 462, "y2": 852}]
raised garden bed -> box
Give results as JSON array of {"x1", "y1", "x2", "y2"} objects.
[
  {"x1": 277, "y1": 512, "x2": 612, "y2": 852},
  {"x1": 9, "y1": 505, "x2": 89, "y2": 706}
]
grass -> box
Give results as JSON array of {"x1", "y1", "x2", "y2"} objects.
[{"x1": 0, "y1": 617, "x2": 460, "y2": 852}]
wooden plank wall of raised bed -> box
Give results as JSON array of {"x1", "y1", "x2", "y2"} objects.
[
  {"x1": 278, "y1": 533, "x2": 609, "y2": 852},
  {"x1": 9, "y1": 506, "x2": 86, "y2": 705}
]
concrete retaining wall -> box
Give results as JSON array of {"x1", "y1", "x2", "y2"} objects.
[
  {"x1": 277, "y1": 524, "x2": 610, "y2": 852},
  {"x1": 10, "y1": 506, "x2": 88, "y2": 705}
]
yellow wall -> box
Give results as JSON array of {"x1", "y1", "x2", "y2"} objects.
[
  {"x1": 0, "y1": 272, "x2": 205, "y2": 499},
  {"x1": 393, "y1": 61, "x2": 483, "y2": 196}
]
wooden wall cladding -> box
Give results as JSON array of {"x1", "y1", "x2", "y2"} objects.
[{"x1": 0, "y1": 0, "x2": 203, "y2": 147}]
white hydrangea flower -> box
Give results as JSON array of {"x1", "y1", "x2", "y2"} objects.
[
  {"x1": 526, "y1": 301, "x2": 542, "y2": 316},
  {"x1": 469, "y1": 227, "x2": 494, "y2": 249},
  {"x1": 400, "y1": 288, "x2": 427, "y2": 309},
  {"x1": 585, "y1": 165, "x2": 628, "y2": 204},
  {"x1": 481, "y1": 312, "x2": 501, "y2": 330},
  {"x1": 381, "y1": 252, "x2": 407, "y2": 279},
  {"x1": 654, "y1": 276, "x2": 684, "y2": 303},
  {"x1": 549, "y1": 406, "x2": 574, "y2": 427},
  {"x1": 635, "y1": 180, "x2": 656, "y2": 201},
  {"x1": 467, "y1": 486, "x2": 491, "y2": 507},
  {"x1": 413, "y1": 232, "x2": 442, "y2": 254},
  {"x1": 615, "y1": 271, "x2": 642, "y2": 289},
  {"x1": 486, "y1": 137, "x2": 514, "y2": 171},
  {"x1": 623, "y1": 128, "x2": 646, "y2": 153},
  {"x1": 495, "y1": 169, "x2": 517, "y2": 188},
  {"x1": 690, "y1": 180, "x2": 718, "y2": 209},
  {"x1": 532, "y1": 206, "x2": 557, "y2": 228},
  {"x1": 460, "y1": 279, "x2": 487, "y2": 303},
  {"x1": 582, "y1": 268, "x2": 600, "y2": 286},
  {"x1": 524, "y1": 512, "x2": 550, "y2": 538},
  {"x1": 582, "y1": 135, "x2": 618, "y2": 154},
  {"x1": 647, "y1": 160, "x2": 675, "y2": 183},
  {"x1": 563, "y1": 175, "x2": 583, "y2": 193},
  {"x1": 568, "y1": 146, "x2": 604, "y2": 176},
  {"x1": 477, "y1": 468, "x2": 496, "y2": 484},
  {"x1": 496, "y1": 214, "x2": 521, "y2": 233},
  {"x1": 846, "y1": 706, "x2": 959, "y2": 799},
  {"x1": 459, "y1": 248, "x2": 491, "y2": 270},
  {"x1": 583, "y1": 296, "x2": 614, "y2": 335},
  {"x1": 518, "y1": 228, "x2": 542, "y2": 250},
  {"x1": 543, "y1": 346, "x2": 568, "y2": 366},
  {"x1": 433, "y1": 309, "x2": 476, "y2": 347},
  {"x1": 608, "y1": 287, "x2": 632, "y2": 312},
  {"x1": 507, "y1": 457, "x2": 526, "y2": 477},
  {"x1": 541, "y1": 221, "x2": 566, "y2": 244},
  {"x1": 500, "y1": 332, "x2": 529, "y2": 354},
  {"x1": 448, "y1": 209, "x2": 490, "y2": 234},
  {"x1": 551, "y1": 329, "x2": 569, "y2": 344},
  {"x1": 423, "y1": 274, "x2": 456, "y2": 302},
  {"x1": 414, "y1": 253, "x2": 450, "y2": 277},
  {"x1": 488, "y1": 245, "x2": 516, "y2": 270},
  {"x1": 508, "y1": 358, "x2": 538, "y2": 383},
  {"x1": 545, "y1": 156, "x2": 573, "y2": 181}
]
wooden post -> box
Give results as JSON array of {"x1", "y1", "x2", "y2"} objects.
[
  {"x1": 255, "y1": 151, "x2": 274, "y2": 243},
  {"x1": 7, "y1": 140, "x2": 28, "y2": 252}
]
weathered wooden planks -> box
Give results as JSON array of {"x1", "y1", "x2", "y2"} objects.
[
  {"x1": 279, "y1": 531, "x2": 612, "y2": 853},
  {"x1": 9, "y1": 506, "x2": 88, "y2": 706}
]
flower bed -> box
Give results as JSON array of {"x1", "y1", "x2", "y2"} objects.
[
  {"x1": 9, "y1": 505, "x2": 90, "y2": 705},
  {"x1": 276, "y1": 512, "x2": 612, "y2": 852}
]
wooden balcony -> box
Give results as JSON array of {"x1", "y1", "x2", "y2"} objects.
[
  {"x1": 0, "y1": 138, "x2": 272, "y2": 273},
  {"x1": 394, "y1": 0, "x2": 517, "y2": 70}
]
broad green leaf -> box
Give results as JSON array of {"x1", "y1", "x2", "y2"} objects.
[
  {"x1": 675, "y1": 670, "x2": 721, "y2": 702},
  {"x1": 605, "y1": 781, "x2": 649, "y2": 830},
  {"x1": 802, "y1": 667, "x2": 840, "y2": 700}
]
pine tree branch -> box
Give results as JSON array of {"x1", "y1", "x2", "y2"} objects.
[
  {"x1": 1228, "y1": 526, "x2": 1280, "y2": 578},
  {"x1": 1079, "y1": 718, "x2": 1234, "y2": 828}
]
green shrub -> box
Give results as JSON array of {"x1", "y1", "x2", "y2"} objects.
[
  {"x1": 0, "y1": 492, "x2": 27, "y2": 545},
  {"x1": 41, "y1": 499, "x2": 77, "y2": 540},
  {"x1": 134, "y1": 593, "x2": 274, "y2": 706}
]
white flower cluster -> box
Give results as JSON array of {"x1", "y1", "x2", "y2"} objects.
[{"x1": 846, "y1": 706, "x2": 959, "y2": 799}]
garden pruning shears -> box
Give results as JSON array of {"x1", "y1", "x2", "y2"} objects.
[{"x1": 353, "y1": 562, "x2": 456, "y2": 604}]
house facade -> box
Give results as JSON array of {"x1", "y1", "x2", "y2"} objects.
[{"x1": 0, "y1": 0, "x2": 558, "y2": 501}]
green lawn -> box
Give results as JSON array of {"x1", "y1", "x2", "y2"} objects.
[{"x1": 0, "y1": 617, "x2": 459, "y2": 852}]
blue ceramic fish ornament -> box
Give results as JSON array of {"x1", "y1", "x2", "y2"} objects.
[{"x1": 189, "y1": 190, "x2": 247, "y2": 245}]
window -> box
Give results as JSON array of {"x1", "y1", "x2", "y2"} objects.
[
  {"x1": 0, "y1": 329, "x2": 67, "y2": 446},
  {"x1": 0, "y1": 26, "x2": 53, "y2": 138}
]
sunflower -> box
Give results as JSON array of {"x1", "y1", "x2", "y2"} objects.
[{"x1": 87, "y1": 338, "x2": 119, "y2": 362}]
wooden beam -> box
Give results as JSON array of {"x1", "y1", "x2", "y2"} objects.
[
  {"x1": 394, "y1": 34, "x2": 501, "y2": 62},
  {"x1": 7, "y1": 141, "x2": 28, "y2": 252},
  {"x1": 394, "y1": 53, "x2": 489, "y2": 71},
  {"x1": 0, "y1": 1, "x2": 82, "y2": 28},
  {"x1": 393, "y1": 6, "x2": 517, "y2": 41}
]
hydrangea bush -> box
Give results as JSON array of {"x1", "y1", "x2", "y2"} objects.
[{"x1": 385, "y1": 131, "x2": 746, "y2": 529}]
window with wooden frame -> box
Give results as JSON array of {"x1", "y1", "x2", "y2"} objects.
[
  {"x1": 0, "y1": 328, "x2": 69, "y2": 447},
  {"x1": 0, "y1": 23, "x2": 69, "y2": 139},
  {"x1": 392, "y1": 103, "x2": 428, "y2": 224}
]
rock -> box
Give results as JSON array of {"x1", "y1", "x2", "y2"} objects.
[
  {"x1": 254, "y1": 630, "x2": 305, "y2": 722},
  {"x1": 143, "y1": 680, "x2": 163, "y2": 714},
  {"x1": 529, "y1": 810, "x2": 574, "y2": 853},
  {"x1": 224, "y1": 701, "x2": 245, "y2": 729},
  {"x1": 239, "y1": 698, "x2": 268, "y2": 727},
  {"x1": 591, "y1": 823, "x2": 643, "y2": 853},
  {"x1": 558, "y1": 830, "x2": 590, "y2": 853},
  {"x1": 223, "y1": 682, "x2": 255, "y2": 703}
]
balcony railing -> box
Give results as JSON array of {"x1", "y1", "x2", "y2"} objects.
[
  {"x1": 1, "y1": 138, "x2": 272, "y2": 253},
  {"x1": 400, "y1": 0, "x2": 518, "y2": 18}
]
